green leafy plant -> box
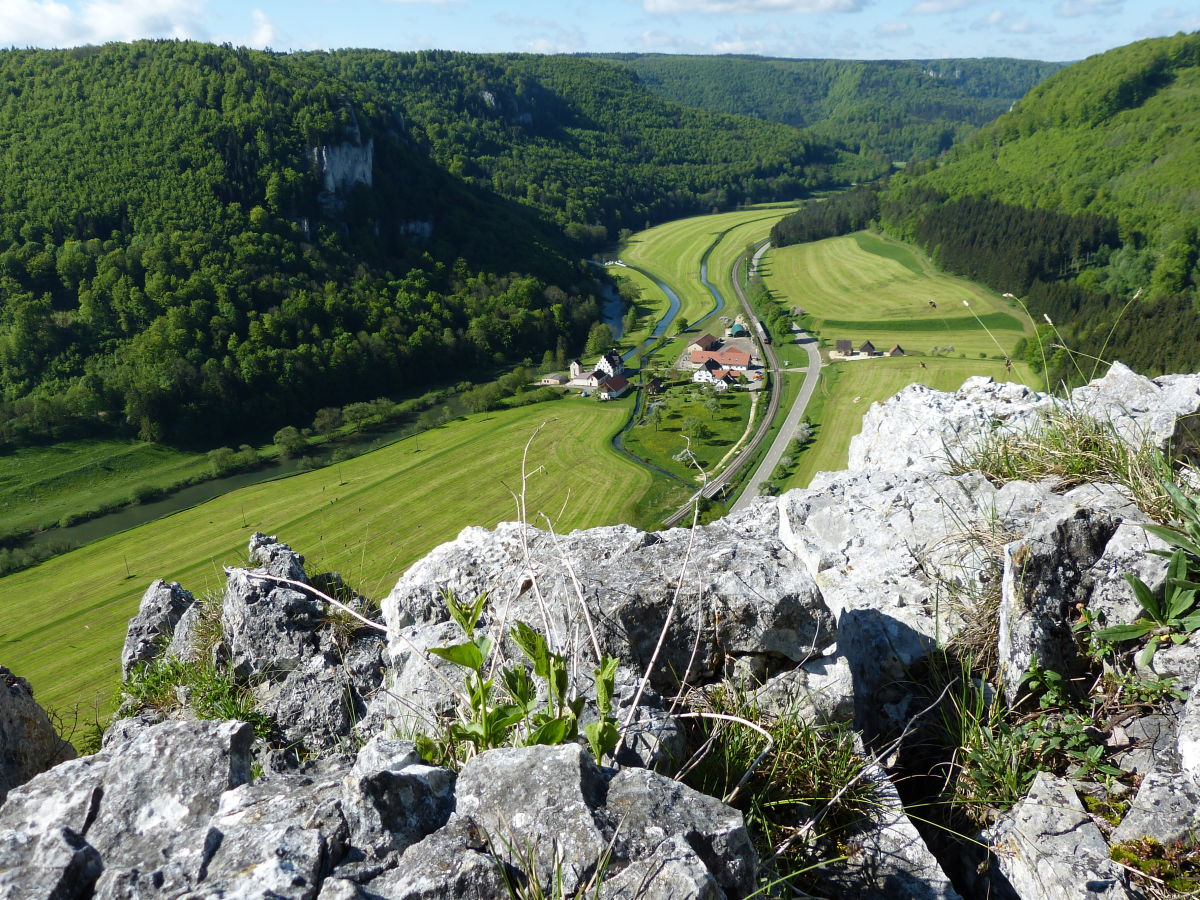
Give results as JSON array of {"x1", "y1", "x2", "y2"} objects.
[
  {"x1": 418, "y1": 591, "x2": 620, "y2": 767},
  {"x1": 1094, "y1": 549, "x2": 1200, "y2": 666}
]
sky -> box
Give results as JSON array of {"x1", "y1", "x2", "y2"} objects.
[{"x1": 0, "y1": 0, "x2": 1194, "y2": 62}]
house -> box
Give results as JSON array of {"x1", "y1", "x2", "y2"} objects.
[
  {"x1": 646, "y1": 376, "x2": 664, "y2": 395},
  {"x1": 836, "y1": 339, "x2": 854, "y2": 355},
  {"x1": 858, "y1": 340, "x2": 877, "y2": 356},
  {"x1": 690, "y1": 346, "x2": 751, "y2": 371},
  {"x1": 539, "y1": 372, "x2": 568, "y2": 386},
  {"x1": 888, "y1": 344, "x2": 905, "y2": 357},
  {"x1": 687, "y1": 333, "x2": 720, "y2": 354},
  {"x1": 597, "y1": 350, "x2": 624, "y2": 379},
  {"x1": 598, "y1": 374, "x2": 630, "y2": 400},
  {"x1": 570, "y1": 350, "x2": 624, "y2": 386},
  {"x1": 692, "y1": 359, "x2": 737, "y2": 388}
]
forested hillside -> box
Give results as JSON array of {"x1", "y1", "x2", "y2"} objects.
[
  {"x1": 769, "y1": 33, "x2": 1200, "y2": 383},
  {"x1": 596, "y1": 54, "x2": 1063, "y2": 162},
  {"x1": 0, "y1": 42, "x2": 830, "y2": 447},
  {"x1": 312, "y1": 51, "x2": 857, "y2": 232},
  {"x1": 879, "y1": 32, "x2": 1200, "y2": 382}
]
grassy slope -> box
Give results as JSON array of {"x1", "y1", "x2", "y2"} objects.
[
  {"x1": 1, "y1": 400, "x2": 662, "y2": 714},
  {"x1": 623, "y1": 387, "x2": 754, "y2": 482},
  {"x1": 0, "y1": 440, "x2": 211, "y2": 536},
  {"x1": 765, "y1": 231, "x2": 1031, "y2": 356}
]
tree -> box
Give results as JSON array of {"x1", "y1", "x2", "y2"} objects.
[
  {"x1": 313, "y1": 406, "x2": 344, "y2": 436},
  {"x1": 704, "y1": 394, "x2": 720, "y2": 419},
  {"x1": 646, "y1": 405, "x2": 663, "y2": 432},
  {"x1": 273, "y1": 425, "x2": 306, "y2": 458},
  {"x1": 683, "y1": 416, "x2": 710, "y2": 441},
  {"x1": 674, "y1": 316, "x2": 689, "y2": 335},
  {"x1": 584, "y1": 322, "x2": 614, "y2": 357}
]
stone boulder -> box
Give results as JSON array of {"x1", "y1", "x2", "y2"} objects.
[
  {"x1": 120, "y1": 578, "x2": 196, "y2": 677},
  {"x1": 0, "y1": 666, "x2": 75, "y2": 805},
  {"x1": 378, "y1": 516, "x2": 833, "y2": 734},
  {"x1": 988, "y1": 772, "x2": 1137, "y2": 899}
]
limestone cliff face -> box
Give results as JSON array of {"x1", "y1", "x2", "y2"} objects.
[{"x1": 312, "y1": 139, "x2": 373, "y2": 198}]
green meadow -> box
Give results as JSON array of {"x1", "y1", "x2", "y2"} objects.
[
  {"x1": 764, "y1": 231, "x2": 1032, "y2": 357},
  {"x1": 1, "y1": 400, "x2": 684, "y2": 715}
]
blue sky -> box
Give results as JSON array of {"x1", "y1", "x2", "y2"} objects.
[{"x1": 0, "y1": 0, "x2": 1194, "y2": 62}]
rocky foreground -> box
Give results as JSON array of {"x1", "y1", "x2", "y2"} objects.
[{"x1": 4, "y1": 362, "x2": 1200, "y2": 898}]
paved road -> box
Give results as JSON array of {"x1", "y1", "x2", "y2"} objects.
[{"x1": 732, "y1": 326, "x2": 822, "y2": 511}]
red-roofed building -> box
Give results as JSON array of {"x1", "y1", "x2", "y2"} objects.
[
  {"x1": 689, "y1": 346, "x2": 751, "y2": 371},
  {"x1": 598, "y1": 374, "x2": 630, "y2": 399}
]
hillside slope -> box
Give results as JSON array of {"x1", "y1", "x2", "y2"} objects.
[
  {"x1": 874, "y1": 33, "x2": 1200, "y2": 382},
  {"x1": 596, "y1": 54, "x2": 1063, "y2": 161},
  {"x1": 0, "y1": 42, "x2": 830, "y2": 448}
]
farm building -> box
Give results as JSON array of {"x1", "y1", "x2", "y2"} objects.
[
  {"x1": 598, "y1": 375, "x2": 630, "y2": 400},
  {"x1": 687, "y1": 334, "x2": 720, "y2": 354},
  {"x1": 539, "y1": 372, "x2": 568, "y2": 385},
  {"x1": 689, "y1": 346, "x2": 751, "y2": 371},
  {"x1": 858, "y1": 341, "x2": 877, "y2": 356},
  {"x1": 889, "y1": 345, "x2": 905, "y2": 357},
  {"x1": 836, "y1": 339, "x2": 854, "y2": 355}
]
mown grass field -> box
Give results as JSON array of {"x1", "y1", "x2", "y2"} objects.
[
  {"x1": 621, "y1": 206, "x2": 795, "y2": 330},
  {"x1": 0, "y1": 439, "x2": 211, "y2": 537},
  {"x1": 787, "y1": 357, "x2": 1036, "y2": 488},
  {"x1": 1, "y1": 400, "x2": 681, "y2": 716},
  {"x1": 764, "y1": 231, "x2": 1032, "y2": 357}
]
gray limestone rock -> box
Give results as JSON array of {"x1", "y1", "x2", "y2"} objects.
[
  {"x1": 598, "y1": 835, "x2": 723, "y2": 900},
  {"x1": 0, "y1": 719, "x2": 253, "y2": 897},
  {"x1": 1082, "y1": 522, "x2": 1170, "y2": 633},
  {"x1": 0, "y1": 665, "x2": 75, "y2": 805},
  {"x1": 848, "y1": 363, "x2": 1200, "y2": 476},
  {"x1": 378, "y1": 517, "x2": 833, "y2": 731},
  {"x1": 120, "y1": 578, "x2": 196, "y2": 677},
  {"x1": 1111, "y1": 767, "x2": 1200, "y2": 845},
  {"x1": 999, "y1": 506, "x2": 1120, "y2": 703},
  {"x1": 988, "y1": 772, "x2": 1136, "y2": 899},
  {"x1": 354, "y1": 818, "x2": 513, "y2": 900},
  {"x1": 815, "y1": 758, "x2": 960, "y2": 900},
  {"x1": 452, "y1": 744, "x2": 609, "y2": 896},
  {"x1": 1070, "y1": 362, "x2": 1200, "y2": 461},
  {"x1": 606, "y1": 766, "x2": 755, "y2": 897},
  {"x1": 1177, "y1": 676, "x2": 1200, "y2": 784},
  {"x1": 751, "y1": 654, "x2": 855, "y2": 723},
  {"x1": 0, "y1": 827, "x2": 101, "y2": 900},
  {"x1": 249, "y1": 531, "x2": 309, "y2": 580},
  {"x1": 849, "y1": 376, "x2": 1056, "y2": 473},
  {"x1": 340, "y1": 737, "x2": 455, "y2": 863}
]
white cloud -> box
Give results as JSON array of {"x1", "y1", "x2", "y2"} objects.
[
  {"x1": 247, "y1": 9, "x2": 274, "y2": 48},
  {"x1": 1054, "y1": 0, "x2": 1120, "y2": 16},
  {"x1": 876, "y1": 20, "x2": 913, "y2": 35},
  {"x1": 908, "y1": 0, "x2": 986, "y2": 13},
  {"x1": 643, "y1": 0, "x2": 864, "y2": 15},
  {"x1": 0, "y1": 0, "x2": 208, "y2": 47},
  {"x1": 981, "y1": 8, "x2": 1037, "y2": 33}
]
